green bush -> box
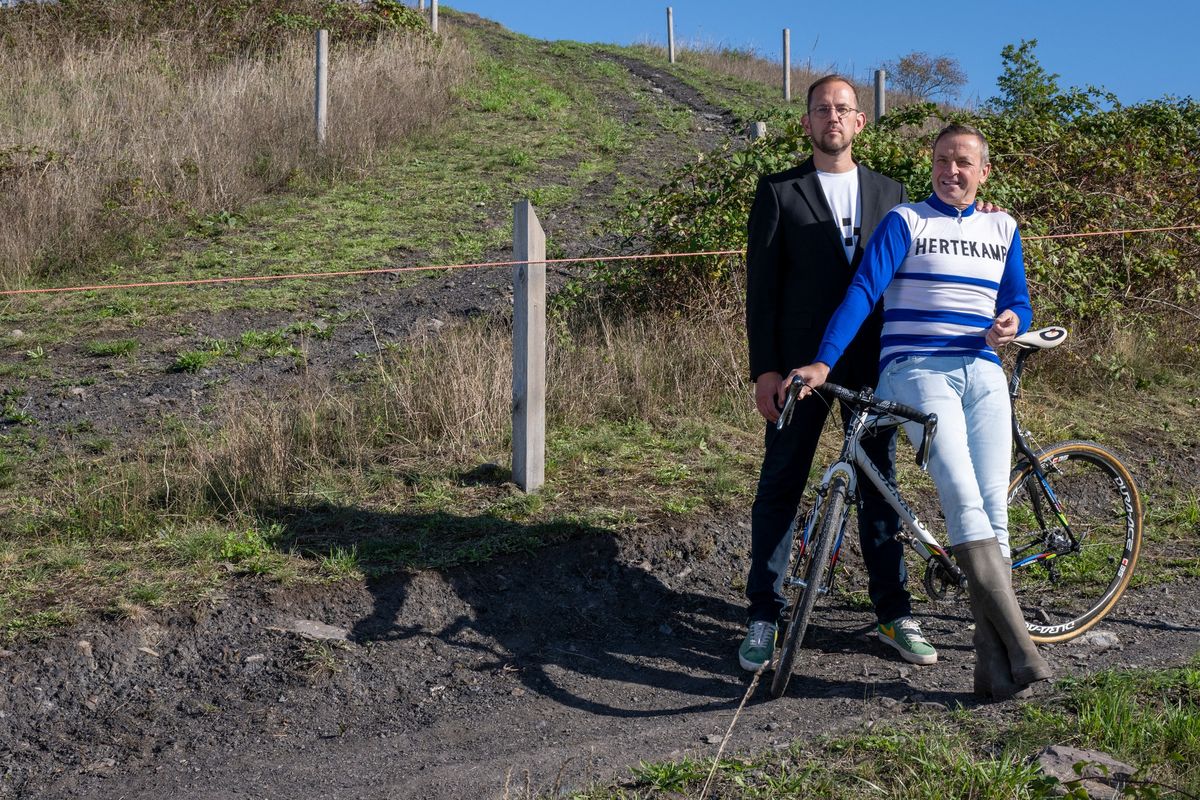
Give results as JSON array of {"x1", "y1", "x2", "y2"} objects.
[
  {"x1": 602, "y1": 41, "x2": 1200, "y2": 331},
  {"x1": 219, "y1": 527, "x2": 271, "y2": 562}
]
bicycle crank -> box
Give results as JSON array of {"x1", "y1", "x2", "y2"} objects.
[{"x1": 923, "y1": 560, "x2": 964, "y2": 600}]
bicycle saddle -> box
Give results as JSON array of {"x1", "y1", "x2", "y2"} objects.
[{"x1": 1013, "y1": 326, "x2": 1068, "y2": 351}]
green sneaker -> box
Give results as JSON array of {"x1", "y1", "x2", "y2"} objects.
[
  {"x1": 738, "y1": 620, "x2": 778, "y2": 672},
  {"x1": 877, "y1": 616, "x2": 937, "y2": 666}
]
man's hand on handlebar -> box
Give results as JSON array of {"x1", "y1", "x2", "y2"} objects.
[{"x1": 778, "y1": 362, "x2": 831, "y2": 408}]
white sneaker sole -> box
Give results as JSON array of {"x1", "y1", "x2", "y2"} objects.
[
  {"x1": 739, "y1": 652, "x2": 771, "y2": 672},
  {"x1": 878, "y1": 632, "x2": 937, "y2": 666}
]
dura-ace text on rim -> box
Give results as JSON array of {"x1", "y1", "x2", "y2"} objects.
[{"x1": 1006, "y1": 441, "x2": 1142, "y2": 644}]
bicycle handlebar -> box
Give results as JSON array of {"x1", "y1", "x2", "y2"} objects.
[{"x1": 777, "y1": 377, "x2": 938, "y2": 470}]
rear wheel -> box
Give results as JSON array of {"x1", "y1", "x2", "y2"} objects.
[
  {"x1": 1006, "y1": 440, "x2": 1142, "y2": 644},
  {"x1": 770, "y1": 476, "x2": 848, "y2": 698}
]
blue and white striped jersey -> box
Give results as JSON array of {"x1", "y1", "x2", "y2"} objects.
[{"x1": 814, "y1": 193, "x2": 1032, "y2": 372}]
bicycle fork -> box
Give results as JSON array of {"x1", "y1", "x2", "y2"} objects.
[{"x1": 783, "y1": 461, "x2": 856, "y2": 596}]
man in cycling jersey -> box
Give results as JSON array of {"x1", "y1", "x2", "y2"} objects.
[{"x1": 786, "y1": 124, "x2": 1052, "y2": 699}]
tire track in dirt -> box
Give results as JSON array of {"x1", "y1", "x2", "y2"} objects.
[{"x1": 600, "y1": 51, "x2": 742, "y2": 142}]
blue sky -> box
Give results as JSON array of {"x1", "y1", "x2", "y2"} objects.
[{"x1": 441, "y1": 1, "x2": 1194, "y2": 106}]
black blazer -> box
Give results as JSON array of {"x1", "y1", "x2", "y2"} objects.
[{"x1": 745, "y1": 157, "x2": 907, "y2": 388}]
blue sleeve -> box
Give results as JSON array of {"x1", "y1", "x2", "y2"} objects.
[
  {"x1": 814, "y1": 210, "x2": 911, "y2": 368},
  {"x1": 996, "y1": 228, "x2": 1033, "y2": 334}
]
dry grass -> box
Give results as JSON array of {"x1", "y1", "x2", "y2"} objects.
[
  {"x1": 636, "y1": 41, "x2": 920, "y2": 118},
  {"x1": 189, "y1": 298, "x2": 753, "y2": 512},
  {"x1": 0, "y1": 30, "x2": 468, "y2": 288},
  {"x1": 677, "y1": 43, "x2": 826, "y2": 96},
  {"x1": 7, "y1": 295, "x2": 752, "y2": 531},
  {"x1": 550, "y1": 295, "x2": 751, "y2": 427}
]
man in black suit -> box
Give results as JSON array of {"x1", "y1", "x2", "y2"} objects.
[{"x1": 738, "y1": 74, "x2": 936, "y2": 671}]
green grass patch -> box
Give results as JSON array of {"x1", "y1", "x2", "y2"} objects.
[
  {"x1": 85, "y1": 339, "x2": 139, "y2": 357},
  {"x1": 170, "y1": 349, "x2": 221, "y2": 373},
  {"x1": 569, "y1": 663, "x2": 1200, "y2": 799}
]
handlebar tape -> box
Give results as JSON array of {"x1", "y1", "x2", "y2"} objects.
[{"x1": 819, "y1": 382, "x2": 935, "y2": 427}]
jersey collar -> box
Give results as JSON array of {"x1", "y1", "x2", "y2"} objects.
[{"x1": 924, "y1": 193, "x2": 976, "y2": 217}]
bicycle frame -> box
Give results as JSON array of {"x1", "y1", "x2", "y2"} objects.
[
  {"x1": 852, "y1": 413, "x2": 958, "y2": 577},
  {"x1": 787, "y1": 401, "x2": 961, "y2": 597},
  {"x1": 788, "y1": 334, "x2": 1111, "y2": 597}
]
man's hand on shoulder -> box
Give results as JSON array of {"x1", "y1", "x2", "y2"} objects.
[
  {"x1": 754, "y1": 372, "x2": 784, "y2": 423},
  {"x1": 975, "y1": 199, "x2": 1007, "y2": 214}
]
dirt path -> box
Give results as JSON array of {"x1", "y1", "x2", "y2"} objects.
[{"x1": 4, "y1": 514, "x2": 1198, "y2": 799}]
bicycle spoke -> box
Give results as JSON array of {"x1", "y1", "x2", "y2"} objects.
[{"x1": 771, "y1": 477, "x2": 847, "y2": 697}]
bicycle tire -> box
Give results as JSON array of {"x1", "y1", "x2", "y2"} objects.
[
  {"x1": 1006, "y1": 440, "x2": 1143, "y2": 644},
  {"x1": 770, "y1": 475, "x2": 848, "y2": 698}
]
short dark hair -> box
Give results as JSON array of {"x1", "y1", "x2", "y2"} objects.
[
  {"x1": 933, "y1": 123, "x2": 990, "y2": 165},
  {"x1": 806, "y1": 74, "x2": 856, "y2": 109}
]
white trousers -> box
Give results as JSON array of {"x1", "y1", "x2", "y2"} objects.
[{"x1": 878, "y1": 355, "x2": 1012, "y2": 557}]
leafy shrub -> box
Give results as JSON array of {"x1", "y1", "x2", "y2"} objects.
[
  {"x1": 219, "y1": 527, "x2": 271, "y2": 562},
  {"x1": 600, "y1": 41, "x2": 1200, "y2": 333}
]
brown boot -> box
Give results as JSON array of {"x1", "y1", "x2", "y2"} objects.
[
  {"x1": 954, "y1": 539, "x2": 1051, "y2": 695},
  {"x1": 972, "y1": 613, "x2": 1033, "y2": 700}
]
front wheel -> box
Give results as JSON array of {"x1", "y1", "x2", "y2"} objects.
[
  {"x1": 1006, "y1": 440, "x2": 1143, "y2": 644},
  {"x1": 770, "y1": 476, "x2": 847, "y2": 698}
]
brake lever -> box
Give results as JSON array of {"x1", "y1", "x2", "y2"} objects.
[
  {"x1": 916, "y1": 413, "x2": 939, "y2": 470},
  {"x1": 775, "y1": 377, "x2": 804, "y2": 431}
]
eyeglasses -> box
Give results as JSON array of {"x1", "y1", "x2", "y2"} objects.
[{"x1": 809, "y1": 105, "x2": 859, "y2": 120}]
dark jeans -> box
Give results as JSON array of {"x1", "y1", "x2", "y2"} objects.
[{"x1": 746, "y1": 395, "x2": 909, "y2": 625}]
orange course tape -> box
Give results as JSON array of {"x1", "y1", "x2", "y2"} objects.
[
  {"x1": 1, "y1": 224, "x2": 1197, "y2": 298},
  {"x1": 0, "y1": 249, "x2": 743, "y2": 298}
]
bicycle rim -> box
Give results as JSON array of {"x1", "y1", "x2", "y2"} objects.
[
  {"x1": 770, "y1": 477, "x2": 847, "y2": 698},
  {"x1": 1007, "y1": 440, "x2": 1143, "y2": 643}
]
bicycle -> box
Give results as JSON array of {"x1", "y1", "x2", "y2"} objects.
[{"x1": 769, "y1": 326, "x2": 1143, "y2": 698}]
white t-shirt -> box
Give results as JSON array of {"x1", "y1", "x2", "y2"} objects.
[{"x1": 816, "y1": 168, "x2": 862, "y2": 263}]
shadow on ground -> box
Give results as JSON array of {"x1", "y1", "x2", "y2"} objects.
[{"x1": 261, "y1": 497, "x2": 750, "y2": 719}]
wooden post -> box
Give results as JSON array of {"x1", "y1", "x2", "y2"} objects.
[
  {"x1": 874, "y1": 68, "x2": 886, "y2": 121},
  {"x1": 431, "y1": 0, "x2": 438, "y2": 34},
  {"x1": 314, "y1": 29, "x2": 328, "y2": 147},
  {"x1": 666, "y1": 7, "x2": 675, "y2": 64},
  {"x1": 782, "y1": 28, "x2": 791, "y2": 102},
  {"x1": 749, "y1": 121, "x2": 767, "y2": 139},
  {"x1": 418, "y1": 0, "x2": 425, "y2": 9},
  {"x1": 512, "y1": 200, "x2": 546, "y2": 493}
]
